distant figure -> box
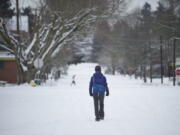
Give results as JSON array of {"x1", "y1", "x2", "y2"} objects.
[
  {"x1": 89, "y1": 65, "x2": 109, "y2": 121},
  {"x1": 71, "y1": 75, "x2": 76, "y2": 85}
]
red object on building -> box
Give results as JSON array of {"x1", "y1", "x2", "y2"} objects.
[
  {"x1": 176, "y1": 70, "x2": 180, "y2": 76},
  {"x1": 0, "y1": 52, "x2": 18, "y2": 83}
]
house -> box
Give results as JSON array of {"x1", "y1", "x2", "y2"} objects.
[{"x1": 0, "y1": 46, "x2": 18, "y2": 83}]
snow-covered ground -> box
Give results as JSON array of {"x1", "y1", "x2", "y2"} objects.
[{"x1": 0, "y1": 63, "x2": 180, "y2": 135}]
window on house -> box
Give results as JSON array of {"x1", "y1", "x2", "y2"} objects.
[{"x1": 0, "y1": 61, "x2": 4, "y2": 69}]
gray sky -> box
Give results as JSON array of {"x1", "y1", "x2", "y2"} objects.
[{"x1": 11, "y1": 0, "x2": 159, "y2": 10}]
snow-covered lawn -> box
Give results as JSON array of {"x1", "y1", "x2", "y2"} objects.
[{"x1": 0, "y1": 63, "x2": 180, "y2": 135}]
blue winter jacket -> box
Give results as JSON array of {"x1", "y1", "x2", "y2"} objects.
[{"x1": 89, "y1": 72, "x2": 109, "y2": 95}]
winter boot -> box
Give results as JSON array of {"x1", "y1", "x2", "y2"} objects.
[{"x1": 95, "y1": 117, "x2": 100, "y2": 121}]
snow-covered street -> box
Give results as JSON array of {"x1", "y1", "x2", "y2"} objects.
[{"x1": 0, "y1": 63, "x2": 180, "y2": 135}]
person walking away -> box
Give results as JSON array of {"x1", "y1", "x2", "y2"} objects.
[{"x1": 89, "y1": 65, "x2": 109, "y2": 121}]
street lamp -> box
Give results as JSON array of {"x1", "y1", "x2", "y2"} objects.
[{"x1": 173, "y1": 38, "x2": 176, "y2": 86}]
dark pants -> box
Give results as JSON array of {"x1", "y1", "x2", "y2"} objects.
[{"x1": 93, "y1": 94, "x2": 105, "y2": 118}]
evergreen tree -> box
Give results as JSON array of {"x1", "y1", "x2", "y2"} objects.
[
  {"x1": 0, "y1": 0, "x2": 14, "y2": 18},
  {"x1": 22, "y1": 7, "x2": 32, "y2": 16},
  {"x1": 141, "y1": 2, "x2": 151, "y2": 20}
]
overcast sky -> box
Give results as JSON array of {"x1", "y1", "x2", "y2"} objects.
[{"x1": 11, "y1": 0, "x2": 159, "y2": 10}]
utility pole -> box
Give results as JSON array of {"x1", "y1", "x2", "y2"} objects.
[
  {"x1": 160, "y1": 36, "x2": 163, "y2": 84},
  {"x1": 16, "y1": 0, "x2": 21, "y2": 84},
  {"x1": 152, "y1": 22, "x2": 177, "y2": 86},
  {"x1": 173, "y1": 38, "x2": 176, "y2": 86},
  {"x1": 149, "y1": 41, "x2": 152, "y2": 83},
  {"x1": 16, "y1": 0, "x2": 20, "y2": 42}
]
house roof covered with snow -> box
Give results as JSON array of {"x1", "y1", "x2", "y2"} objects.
[{"x1": 0, "y1": 51, "x2": 15, "y2": 60}]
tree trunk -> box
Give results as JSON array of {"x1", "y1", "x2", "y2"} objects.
[
  {"x1": 26, "y1": 65, "x2": 37, "y2": 83},
  {"x1": 112, "y1": 65, "x2": 115, "y2": 75},
  {"x1": 15, "y1": 59, "x2": 24, "y2": 84}
]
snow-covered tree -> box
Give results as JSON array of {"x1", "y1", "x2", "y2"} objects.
[
  {"x1": 0, "y1": 0, "x2": 128, "y2": 83},
  {"x1": 0, "y1": 3, "x2": 96, "y2": 83}
]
